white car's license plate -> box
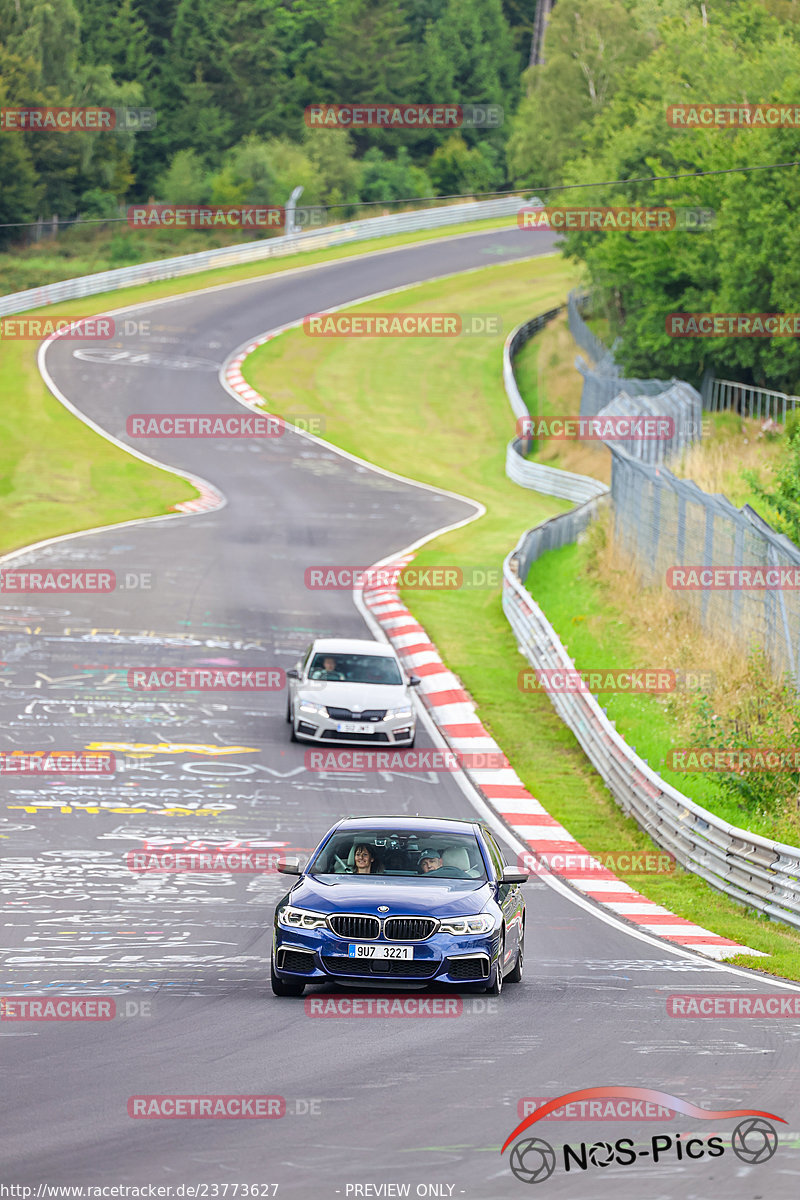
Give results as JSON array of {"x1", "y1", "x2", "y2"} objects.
[
  {"x1": 337, "y1": 722, "x2": 374, "y2": 733},
  {"x1": 348, "y1": 944, "x2": 413, "y2": 960}
]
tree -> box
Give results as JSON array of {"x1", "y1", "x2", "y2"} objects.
[
  {"x1": 309, "y1": 0, "x2": 423, "y2": 154},
  {"x1": 106, "y1": 0, "x2": 154, "y2": 83},
  {"x1": 422, "y1": 0, "x2": 518, "y2": 161},
  {"x1": 507, "y1": 0, "x2": 647, "y2": 187},
  {"x1": 359, "y1": 146, "x2": 433, "y2": 203},
  {"x1": 156, "y1": 148, "x2": 211, "y2": 203},
  {"x1": 0, "y1": 79, "x2": 41, "y2": 247},
  {"x1": 428, "y1": 134, "x2": 498, "y2": 195}
]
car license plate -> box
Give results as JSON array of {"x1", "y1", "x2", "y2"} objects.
[
  {"x1": 348, "y1": 944, "x2": 413, "y2": 959},
  {"x1": 337, "y1": 722, "x2": 374, "y2": 733}
]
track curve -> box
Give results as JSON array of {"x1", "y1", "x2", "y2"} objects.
[{"x1": 1, "y1": 228, "x2": 798, "y2": 1198}]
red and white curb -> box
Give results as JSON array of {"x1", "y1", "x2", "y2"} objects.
[
  {"x1": 362, "y1": 556, "x2": 762, "y2": 962},
  {"x1": 173, "y1": 480, "x2": 224, "y2": 515},
  {"x1": 225, "y1": 333, "x2": 283, "y2": 411},
  {"x1": 173, "y1": 332, "x2": 287, "y2": 515}
]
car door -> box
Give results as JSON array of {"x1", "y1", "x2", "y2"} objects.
[{"x1": 484, "y1": 830, "x2": 523, "y2": 967}]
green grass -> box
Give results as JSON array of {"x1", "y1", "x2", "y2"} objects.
[
  {"x1": 524, "y1": 537, "x2": 800, "y2": 841},
  {"x1": 243, "y1": 255, "x2": 800, "y2": 982},
  {"x1": 0, "y1": 337, "x2": 198, "y2": 555}
]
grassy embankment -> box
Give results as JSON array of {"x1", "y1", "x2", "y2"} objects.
[{"x1": 242, "y1": 259, "x2": 800, "y2": 980}]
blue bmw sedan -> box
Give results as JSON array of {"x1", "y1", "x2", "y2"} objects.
[{"x1": 271, "y1": 815, "x2": 527, "y2": 997}]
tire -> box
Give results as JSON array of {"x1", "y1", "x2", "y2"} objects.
[
  {"x1": 507, "y1": 928, "x2": 524, "y2": 984},
  {"x1": 289, "y1": 716, "x2": 298, "y2": 743},
  {"x1": 271, "y1": 959, "x2": 305, "y2": 997},
  {"x1": 406, "y1": 735, "x2": 416, "y2": 749},
  {"x1": 485, "y1": 935, "x2": 504, "y2": 996},
  {"x1": 285, "y1": 697, "x2": 292, "y2": 724}
]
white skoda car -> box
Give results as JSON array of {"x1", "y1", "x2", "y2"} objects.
[{"x1": 286, "y1": 637, "x2": 420, "y2": 746}]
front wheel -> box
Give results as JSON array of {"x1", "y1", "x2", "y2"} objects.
[
  {"x1": 485, "y1": 935, "x2": 504, "y2": 996},
  {"x1": 507, "y1": 929, "x2": 524, "y2": 983},
  {"x1": 271, "y1": 959, "x2": 305, "y2": 997}
]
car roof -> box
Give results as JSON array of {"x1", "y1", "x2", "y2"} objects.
[
  {"x1": 335, "y1": 815, "x2": 482, "y2": 835},
  {"x1": 310, "y1": 638, "x2": 399, "y2": 657}
]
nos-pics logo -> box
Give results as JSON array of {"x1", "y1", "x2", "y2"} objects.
[{"x1": 502, "y1": 1087, "x2": 784, "y2": 1185}]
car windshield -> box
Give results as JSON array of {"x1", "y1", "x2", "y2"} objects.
[
  {"x1": 307, "y1": 652, "x2": 403, "y2": 686},
  {"x1": 308, "y1": 829, "x2": 488, "y2": 880}
]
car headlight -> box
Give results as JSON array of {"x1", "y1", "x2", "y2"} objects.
[
  {"x1": 386, "y1": 707, "x2": 413, "y2": 720},
  {"x1": 278, "y1": 905, "x2": 329, "y2": 930},
  {"x1": 439, "y1": 914, "x2": 496, "y2": 935},
  {"x1": 298, "y1": 700, "x2": 327, "y2": 716}
]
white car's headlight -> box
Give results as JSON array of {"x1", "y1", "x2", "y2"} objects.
[
  {"x1": 386, "y1": 707, "x2": 413, "y2": 720},
  {"x1": 298, "y1": 700, "x2": 327, "y2": 716},
  {"x1": 439, "y1": 914, "x2": 496, "y2": 935},
  {"x1": 278, "y1": 905, "x2": 329, "y2": 930}
]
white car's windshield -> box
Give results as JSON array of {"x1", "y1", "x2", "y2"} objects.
[
  {"x1": 308, "y1": 652, "x2": 403, "y2": 685},
  {"x1": 309, "y1": 829, "x2": 488, "y2": 880}
]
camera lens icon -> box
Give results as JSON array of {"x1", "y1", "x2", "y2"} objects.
[
  {"x1": 588, "y1": 1141, "x2": 615, "y2": 1167},
  {"x1": 509, "y1": 1137, "x2": 556, "y2": 1184},
  {"x1": 731, "y1": 1117, "x2": 778, "y2": 1165}
]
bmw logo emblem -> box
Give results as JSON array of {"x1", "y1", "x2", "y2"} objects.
[{"x1": 377, "y1": 906, "x2": 390, "y2": 913}]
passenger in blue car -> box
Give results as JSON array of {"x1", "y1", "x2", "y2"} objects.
[{"x1": 353, "y1": 843, "x2": 384, "y2": 874}]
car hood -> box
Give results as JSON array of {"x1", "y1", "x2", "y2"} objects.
[
  {"x1": 289, "y1": 875, "x2": 491, "y2": 917},
  {"x1": 296, "y1": 681, "x2": 409, "y2": 710}
]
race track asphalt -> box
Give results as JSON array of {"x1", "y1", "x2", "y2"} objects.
[{"x1": 1, "y1": 227, "x2": 798, "y2": 1198}]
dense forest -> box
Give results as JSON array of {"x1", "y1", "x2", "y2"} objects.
[{"x1": 3, "y1": 0, "x2": 800, "y2": 389}]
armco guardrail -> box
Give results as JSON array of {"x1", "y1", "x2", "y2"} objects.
[
  {"x1": 0, "y1": 195, "x2": 530, "y2": 317},
  {"x1": 502, "y1": 300, "x2": 800, "y2": 929},
  {"x1": 703, "y1": 373, "x2": 800, "y2": 423},
  {"x1": 503, "y1": 536, "x2": 800, "y2": 930},
  {"x1": 503, "y1": 307, "x2": 609, "y2": 503}
]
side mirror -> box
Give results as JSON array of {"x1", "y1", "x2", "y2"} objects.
[
  {"x1": 277, "y1": 857, "x2": 302, "y2": 875},
  {"x1": 501, "y1": 868, "x2": 528, "y2": 885},
  {"x1": 286, "y1": 667, "x2": 299, "y2": 679},
  {"x1": 408, "y1": 676, "x2": 421, "y2": 687}
]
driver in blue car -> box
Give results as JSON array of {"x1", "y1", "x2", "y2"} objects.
[{"x1": 418, "y1": 848, "x2": 444, "y2": 874}]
